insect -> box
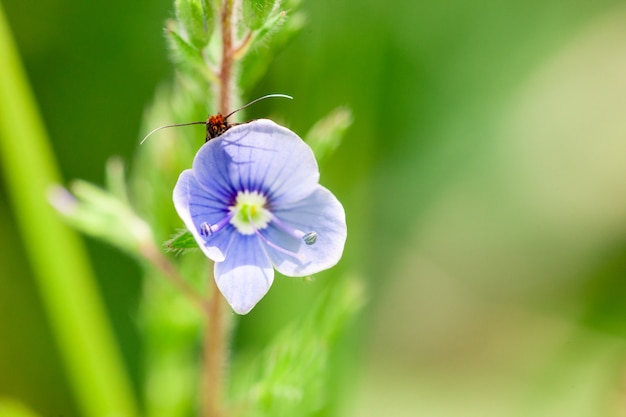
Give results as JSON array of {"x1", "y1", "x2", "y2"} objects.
[{"x1": 140, "y1": 94, "x2": 293, "y2": 144}]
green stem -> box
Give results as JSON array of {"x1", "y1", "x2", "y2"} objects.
[{"x1": 0, "y1": 5, "x2": 138, "y2": 417}]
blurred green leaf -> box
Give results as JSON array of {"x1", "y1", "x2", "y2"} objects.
[
  {"x1": 305, "y1": 107, "x2": 352, "y2": 164},
  {"x1": 238, "y1": 9, "x2": 304, "y2": 91},
  {"x1": 105, "y1": 157, "x2": 131, "y2": 204},
  {"x1": 242, "y1": 0, "x2": 277, "y2": 30},
  {"x1": 175, "y1": 0, "x2": 213, "y2": 48},
  {"x1": 50, "y1": 179, "x2": 154, "y2": 257},
  {"x1": 166, "y1": 25, "x2": 218, "y2": 84},
  {"x1": 231, "y1": 278, "x2": 365, "y2": 417}
]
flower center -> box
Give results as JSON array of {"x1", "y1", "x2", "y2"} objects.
[
  {"x1": 198, "y1": 190, "x2": 318, "y2": 261},
  {"x1": 228, "y1": 190, "x2": 271, "y2": 235}
]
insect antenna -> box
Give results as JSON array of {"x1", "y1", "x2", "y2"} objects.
[
  {"x1": 140, "y1": 121, "x2": 206, "y2": 144},
  {"x1": 225, "y1": 94, "x2": 293, "y2": 119},
  {"x1": 141, "y1": 94, "x2": 293, "y2": 143}
]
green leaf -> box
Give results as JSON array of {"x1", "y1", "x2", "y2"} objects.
[
  {"x1": 50, "y1": 179, "x2": 155, "y2": 258},
  {"x1": 231, "y1": 278, "x2": 365, "y2": 417},
  {"x1": 238, "y1": 10, "x2": 305, "y2": 91},
  {"x1": 165, "y1": 229, "x2": 199, "y2": 253},
  {"x1": 105, "y1": 157, "x2": 130, "y2": 204},
  {"x1": 166, "y1": 26, "x2": 218, "y2": 84},
  {"x1": 175, "y1": 0, "x2": 214, "y2": 48},
  {"x1": 242, "y1": 0, "x2": 278, "y2": 30},
  {"x1": 305, "y1": 107, "x2": 353, "y2": 164}
]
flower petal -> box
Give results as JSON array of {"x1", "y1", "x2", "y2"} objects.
[
  {"x1": 172, "y1": 170, "x2": 234, "y2": 262},
  {"x1": 198, "y1": 119, "x2": 320, "y2": 204},
  {"x1": 214, "y1": 235, "x2": 274, "y2": 314},
  {"x1": 263, "y1": 186, "x2": 347, "y2": 277},
  {"x1": 191, "y1": 135, "x2": 237, "y2": 201}
]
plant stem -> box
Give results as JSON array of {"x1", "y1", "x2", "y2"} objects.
[
  {"x1": 233, "y1": 31, "x2": 252, "y2": 60},
  {"x1": 202, "y1": 273, "x2": 227, "y2": 417},
  {"x1": 140, "y1": 242, "x2": 207, "y2": 313},
  {"x1": 202, "y1": 2, "x2": 235, "y2": 416},
  {"x1": 219, "y1": 0, "x2": 234, "y2": 114},
  {"x1": 0, "y1": 4, "x2": 139, "y2": 417}
]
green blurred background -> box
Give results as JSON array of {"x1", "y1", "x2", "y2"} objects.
[{"x1": 2, "y1": 0, "x2": 626, "y2": 416}]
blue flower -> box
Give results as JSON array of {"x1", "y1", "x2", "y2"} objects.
[{"x1": 173, "y1": 119, "x2": 347, "y2": 314}]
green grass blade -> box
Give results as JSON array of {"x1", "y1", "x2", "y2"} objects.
[{"x1": 0, "y1": 4, "x2": 138, "y2": 417}]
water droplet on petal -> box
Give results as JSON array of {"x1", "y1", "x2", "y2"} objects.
[{"x1": 303, "y1": 231, "x2": 318, "y2": 245}]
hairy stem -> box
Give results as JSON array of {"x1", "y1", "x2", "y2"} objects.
[
  {"x1": 202, "y1": 2, "x2": 236, "y2": 416},
  {"x1": 219, "y1": 0, "x2": 234, "y2": 114},
  {"x1": 233, "y1": 31, "x2": 252, "y2": 60}
]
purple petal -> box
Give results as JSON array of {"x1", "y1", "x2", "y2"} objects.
[
  {"x1": 195, "y1": 120, "x2": 320, "y2": 204},
  {"x1": 263, "y1": 186, "x2": 347, "y2": 277},
  {"x1": 191, "y1": 136, "x2": 237, "y2": 201},
  {"x1": 214, "y1": 235, "x2": 274, "y2": 314},
  {"x1": 172, "y1": 170, "x2": 233, "y2": 262}
]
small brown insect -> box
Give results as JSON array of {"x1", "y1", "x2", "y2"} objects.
[{"x1": 141, "y1": 94, "x2": 292, "y2": 144}]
